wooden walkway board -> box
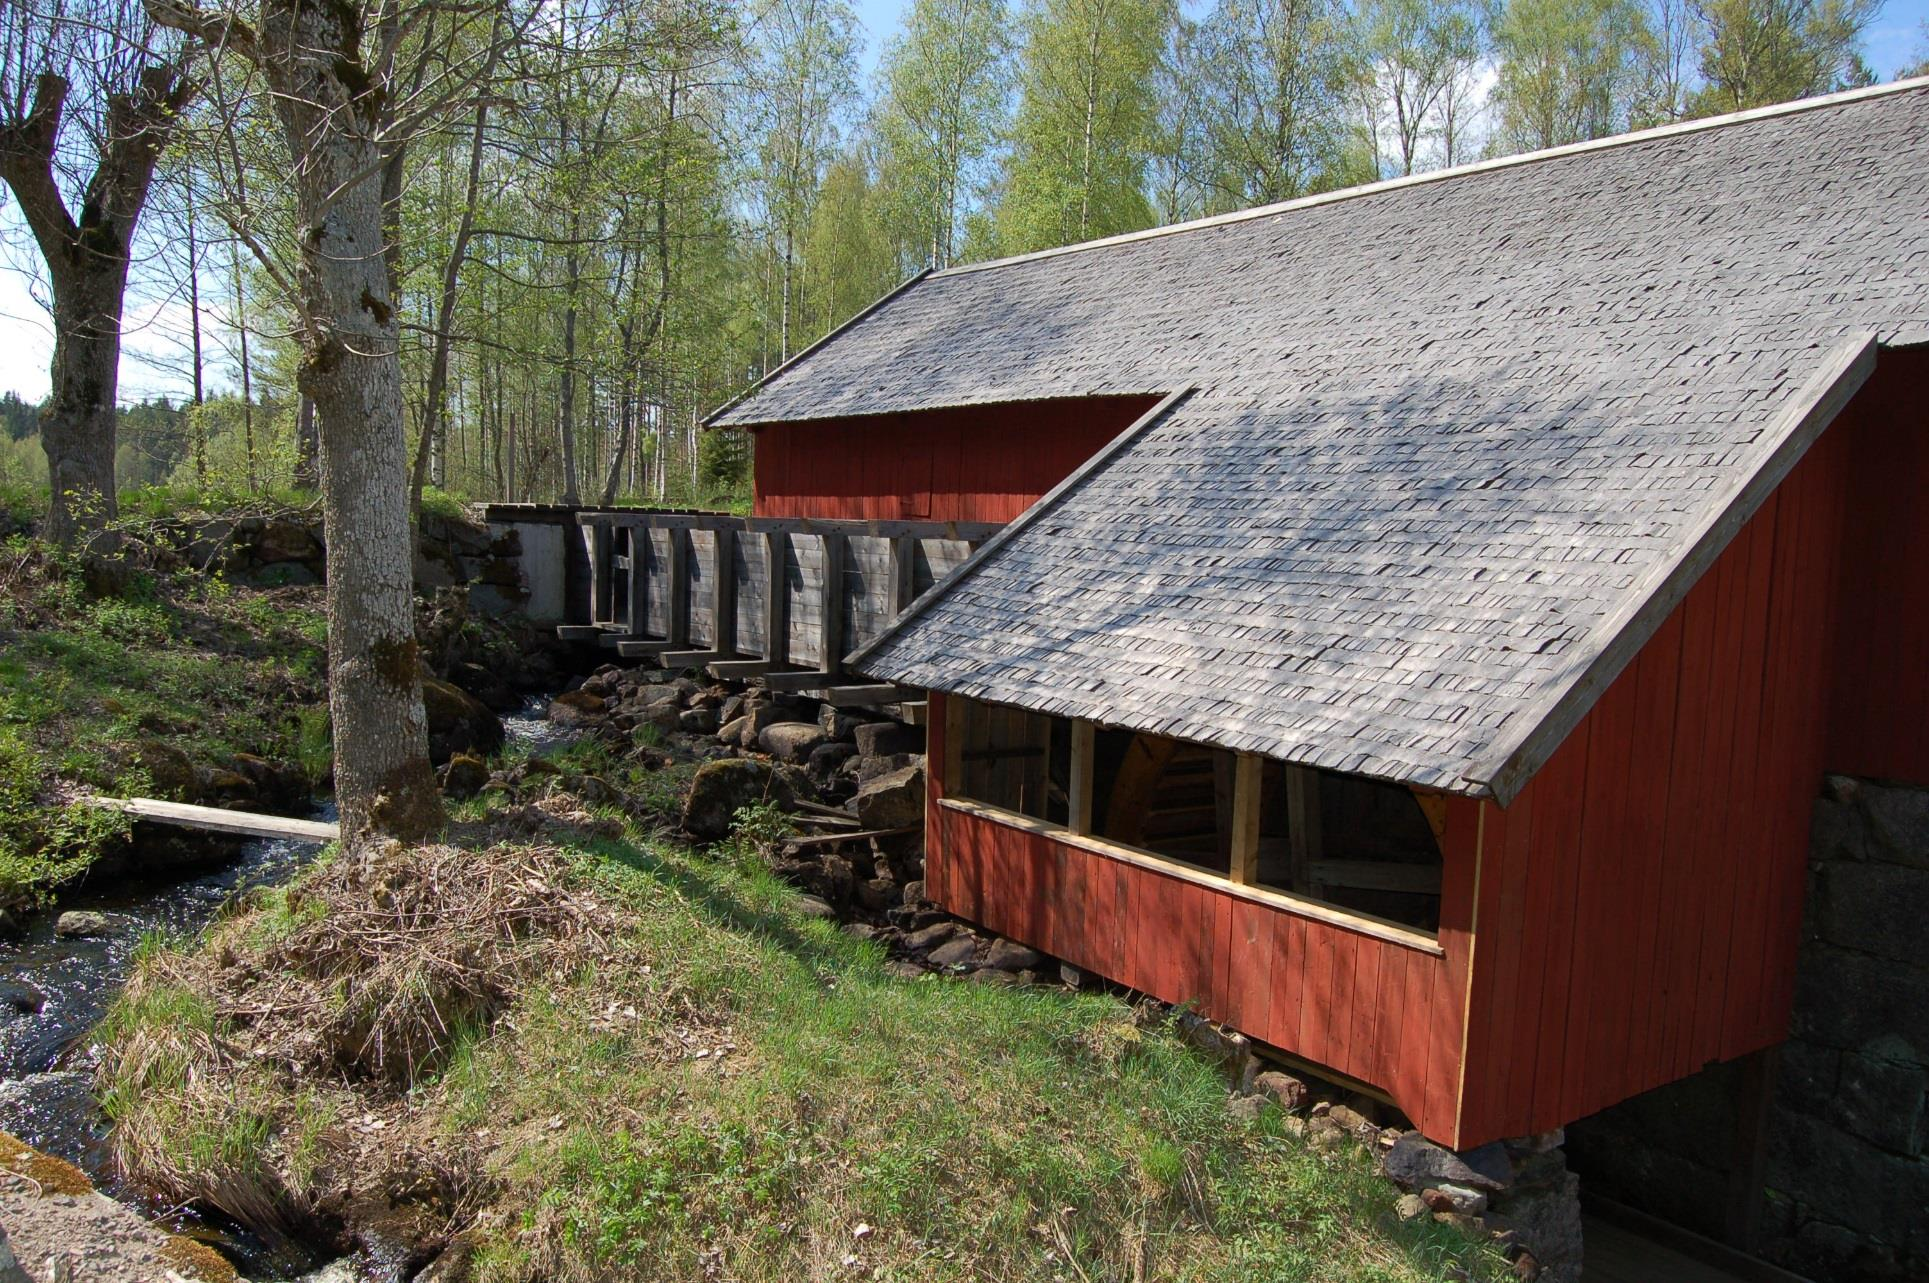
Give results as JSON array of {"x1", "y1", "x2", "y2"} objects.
[{"x1": 88, "y1": 796, "x2": 339, "y2": 843}]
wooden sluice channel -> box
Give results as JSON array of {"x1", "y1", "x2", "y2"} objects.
[{"x1": 554, "y1": 510, "x2": 1000, "y2": 709}]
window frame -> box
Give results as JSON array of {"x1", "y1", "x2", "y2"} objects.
[{"x1": 941, "y1": 696, "x2": 1446, "y2": 955}]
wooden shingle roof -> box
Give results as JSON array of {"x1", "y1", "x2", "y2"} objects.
[{"x1": 717, "y1": 80, "x2": 1929, "y2": 802}]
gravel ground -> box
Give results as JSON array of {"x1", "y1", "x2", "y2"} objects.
[{"x1": 1, "y1": 1131, "x2": 236, "y2": 1282}]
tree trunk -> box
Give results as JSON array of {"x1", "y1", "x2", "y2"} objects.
[
  {"x1": 193, "y1": 0, "x2": 445, "y2": 844},
  {"x1": 1, "y1": 68, "x2": 190, "y2": 544},
  {"x1": 293, "y1": 395, "x2": 319, "y2": 489},
  {"x1": 41, "y1": 267, "x2": 125, "y2": 541}
]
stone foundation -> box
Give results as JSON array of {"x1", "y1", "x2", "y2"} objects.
[{"x1": 1567, "y1": 774, "x2": 1929, "y2": 1282}]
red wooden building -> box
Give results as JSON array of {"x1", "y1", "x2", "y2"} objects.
[{"x1": 709, "y1": 82, "x2": 1929, "y2": 1149}]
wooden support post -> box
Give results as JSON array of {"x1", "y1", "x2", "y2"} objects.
[
  {"x1": 887, "y1": 534, "x2": 917, "y2": 617},
  {"x1": 1067, "y1": 718, "x2": 1096, "y2": 835},
  {"x1": 822, "y1": 684, "x2": 902, "y2": 707},
  {"x1": 943, "y1": 694, "x2": 966, "y2": 798},
  {"x1": 1724, "y1": 1046, "x2": 1781, "y2": 1251},
  {"x1": 660, "y1": 648, "x2": 730, "y2": 668},
  {"x1": 711, "y1": 527, "x2": 738, "y2": 656},
  {"x1": 1286, "y1": 764, "x2": 1322, "y2": 896},
  {"x1": 589, "y1": 522, "x2": 613, "y2": 626},
  {"x1": 763, "y1": 530, "x2": 788, "y2": 664},
  {"x1": 819, "y1": 531, "x2": 847, "y2": 675},
  {"x1": 666, "y1": 526, "x2": 690, "y2": 647},
  {"x1": 1230, "y1": 753, "x2": 1262, "y2": 885},
  {"x1": 626, "y1": 526, "x2": 649, "y2": 636}
]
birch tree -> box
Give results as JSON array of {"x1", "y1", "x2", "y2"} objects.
[
  {"x1": 0, "y1": 0, "x2": 194, "y2": 544},
  {"x1": 1183, "y1": 0, "x2": 1362, "y2": 213},
  {"x1": 1686, "y1": 0, "x2": 1880, "y2": 114},
  {"x1": 996, "y1": 0, "x2": 1172, "y2": 252},
  {"x1": 872, "y1": 0, "x2": 1011, "y2": 270},
  {"x1": 1489, "y1": 0, "x2": 1654, "y2": 150},
  {"x1": 1355, "y1": 0, "x2": 1483, "y2": 176}
]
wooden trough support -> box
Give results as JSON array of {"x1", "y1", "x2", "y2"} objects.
[{"x1": 559, "y1": 511, "x2": 996, "y2": 707}]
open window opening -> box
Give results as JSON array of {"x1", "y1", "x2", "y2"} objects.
[{"x1": 946, "y1": 695, "x2": 1444, "y2": 936}]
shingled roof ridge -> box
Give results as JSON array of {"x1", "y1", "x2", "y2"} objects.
[{"x1": 937, "y1": 74, "x2": 1929, "y2": 280}]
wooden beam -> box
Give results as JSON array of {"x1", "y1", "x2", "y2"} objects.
[
  {"x1": 1229, "y1": 752, "x2": 1262, "y2": 885},
  {"x1": 555, "y1": 624, "x2": 604, "y2": 642},
  {"x1": 659, "y1": 648, "x2": 729, "y2": 668},
  {"x1": 821, "y1": 684, "x2": 903, "y2": 707},
  {"x1": 1285, "y1": 764, "x2": 1321, "y2": 896},
  {"x1": 591, "y1": 510, "x2": 1001, "y2": 543},
  {"x1": 819, "y1": 531, "x2": 847, "y2": 676},
  {"x1": 87, "y1": 796, "x2": 339, "y2": 844},
  {"x1": 708, "y1": 658, "x2": 776, "y2": 679},
  {"x1": 666, "y1": 525, "x2": 690, "y2": 647},
  {"x1": 780, "y1": 825, "x2": 920, "y2": 850},
  {"x1": 626, "y1": 526, "x2": 649, "y2": 636},
  {"x1": 761, "y1": 669, "x2": 836, "y2": 694},
  {"x1": 887, "y1": 534, "x2": 917, "y2": 617},
  {"x1": 942, "y1": 695, "x2": 965, "y2": 794},
  {"x1": 615, "y1": 638, "x2": 682, "y2": 659},
  {"x1": 763, "y1": 530, "x2": 789, "y2": 664},
  {"x1": 899, "y1": 701, "x2": 928, "y2": 726},
  {"x1": 711, "y1": 527, "x2": 738, "y2": 657},
  {"x1": 589, "y1": 521, "x2": 613, "y2": 625},
  {"x1": 1067, "y1": 719, "x2": 1096, "y2": 835}
]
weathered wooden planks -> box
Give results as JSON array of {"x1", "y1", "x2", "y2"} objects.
[{"x1": 86, "y1": 796, "x2": 338, "y2": 843}]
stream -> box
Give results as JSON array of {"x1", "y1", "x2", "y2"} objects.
[{"x1": 0, "y1": 698, "x2": 568, "y2": 1281}]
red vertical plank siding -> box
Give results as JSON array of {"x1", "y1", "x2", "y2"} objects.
[
  {"x1": 914, "y1": 361, "x2": 1912, "y2": 1151},
  {"x1": 1457, "y1": 372, "x2": 1900, "y2": 1145},
  {"x1": 1826, "y1": 348, "x2": 1929, "y2": 785},
  {"x1": 750, "y1": 396, "x2": 1160, "y2": 523}
]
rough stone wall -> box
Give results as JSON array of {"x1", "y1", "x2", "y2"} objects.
[
  {"x1": 159, "y1": 510, "x2": 531, "y2": 615},
  {"x1": 1567, "y1": 775, "x2": 1929, "y2": 1283}
]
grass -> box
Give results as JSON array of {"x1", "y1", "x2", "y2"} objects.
[
  {"x1": 97, "y1": 796, "x2": 1505, "y2": 1283},
  {"x1": 0, "y1": 532, "x2": 329, "y2": 903}
]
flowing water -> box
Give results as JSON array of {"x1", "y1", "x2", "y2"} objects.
[{"x1": 0, "y1": 698, "x2": 567, "y2": 1280}]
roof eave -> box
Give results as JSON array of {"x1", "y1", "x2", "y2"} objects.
[{"x1": 1467, "y1": 332, "x2": 1879, "y2": 807}]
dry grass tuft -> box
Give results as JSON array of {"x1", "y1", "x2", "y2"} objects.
[{"x1": 98, "y1": 839, "x2": 628, "y2": 1248}]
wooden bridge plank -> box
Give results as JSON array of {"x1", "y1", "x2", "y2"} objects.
[{"x1": 87, "y1": 797, "x2": 338, "y2": 843}]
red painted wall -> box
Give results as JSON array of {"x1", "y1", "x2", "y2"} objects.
[
  {"x1": 919, "y1": 350, "x2": 1926, "y2": 1147},
  {"x1": 751, "y1": 396, "x2": 1160, "y2": 524},
  {"x1": 1824, "y1": 346, "x2": 1929, "y2": 786},
  {"x1": 1455, "y1": 359, "x2": 1907, "y2": 1146},
  {"x1": 925, "y1": 692, "x2": 1486, "y2": 1145}
]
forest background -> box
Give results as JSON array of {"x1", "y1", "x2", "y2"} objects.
[{"x1": 2, "y1": 0, "x2": 1924, "y2": 513}]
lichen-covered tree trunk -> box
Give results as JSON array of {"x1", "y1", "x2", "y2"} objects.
[
  {"x1": 41, "y1": 266, "x2": 126, "y2": 542},
  {"x1": 246, "y1": 0, "x2": 443, "y2": 844}
]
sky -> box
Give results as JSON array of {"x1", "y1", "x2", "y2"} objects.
[{"x1": 0, "y1": 0, "x2": 1922, "y2": 408}]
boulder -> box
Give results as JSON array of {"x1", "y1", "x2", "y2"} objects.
[
  {"x1": 855, "y1": 764, "x2": 925, "y2": 830},
  {"x1": 856, "y1": 752, "x2": 923, "y2": 786},
  {"x1": 227, "y1": 753, "x2": 310, "y2": 812},
  {"x1": 806, "y1": 742, "x2": 860, "y2": 783},
  {"x1": 450, "y1": 660, "x2": 521, "y2": 712},
  {"x1": 680, "y1": 758, "x2": 804, "y2": 840},
  {"x1": 679, "y1": 708, "x2": 719, "y2": 735},
  {"x1": 759, "y1": 722, "x2": 828, "y2": 764},
  {"x1": 928, "y1": 935, "x2": 979, "y2": 968},
  {"x1": 1395, "y1": 1194, "x2": 1429, "y2": 1222},
  {"x1": 854, "y1": 721, "x2": 922, "y2": 758},
  {"x1": 439, "y1": 752, "x2": 490, "y2": 799},
  {"x1": 136, "y1": 739, "x2": 199, "y2": 802},
  {"x1": 251, "y1": 561, "x2": 320, "y2": 587},
  {"x1": 548, "y1": 689, "x2": 607, "y2": 727},
  {"x1": 717, "y1": 715, "x2": 751, "y2": 745},
  {"x1": 817, "y1": 705, "x2": 864, "y2": 740},
  {"x1": 985, "y1": 938, "x2": 1042, "y2": 971},
  {"x1": 904, "y1": 921, "x2": 958, "y2": 952},
  {"x1": 254, "y1": 518, "x2": 322, "y2": 565},
  {"x1": 1383, "y1": 1131, "x2": 1509, "y2": 1193},
  {"x1": 54, "y1": 911, "x2": 111, "y2": 939},
  {"x1": 1252, "y1": 1070, "x2": 1309, "y2": 1113},
  {"x1": 423, "y1": 677, "x2": 506, "y2": 764},
  {"x1": 1423, "y1": 1184, "x2": 1490, "y2": 1216}
]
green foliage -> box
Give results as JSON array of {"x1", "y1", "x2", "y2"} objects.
[
  {"x1": 1489, "y1": 0, "x2": 1656, "y2": 150},
  {"x1": 0, "y1": 726, "x2": 131, "y2": 902},
  {"x1": 1687, "y1": 0, "x2": 1881, "y2": 115},
  {"x1": 996, "y1": 0, "x2": 1171, "y2": 254}
]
